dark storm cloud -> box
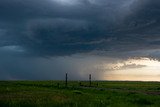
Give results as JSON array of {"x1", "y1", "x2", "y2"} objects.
[
  {"x1": 0, "y1": 49, "x2": 104, "y2": 80},
  {"x1": 0, "y1": 0, "x2": 160, "y2": 57},
  {"x1": 1, "y1": 0, "x2": 160, "y2": 80}
]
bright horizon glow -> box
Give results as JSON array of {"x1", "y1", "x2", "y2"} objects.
[{"x1": 103, "y1": 57, "x2": 160, "y2": 81}]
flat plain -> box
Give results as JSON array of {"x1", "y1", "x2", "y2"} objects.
[{"x1": 0, "y1": 81, "x2": 160, "y2": 107}]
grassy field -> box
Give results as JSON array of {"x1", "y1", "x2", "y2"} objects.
[{"x1": 0, "y1": 81, "x2": 160, "y2": 107}]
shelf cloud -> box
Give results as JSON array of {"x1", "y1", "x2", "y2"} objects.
[{"x1": 0, "y1": 0, "x2": 160, "y2": 80}]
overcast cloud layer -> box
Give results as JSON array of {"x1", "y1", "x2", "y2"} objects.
[{"x1": 0, "y1": 0, "x2": 160, "y2": 80}]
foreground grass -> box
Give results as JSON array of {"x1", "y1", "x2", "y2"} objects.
[{"x1": 0, "y1": 81, "x2": 160, "y2": 107}]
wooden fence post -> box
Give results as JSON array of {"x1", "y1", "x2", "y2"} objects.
[
  {"x1": 65, "y1": 73, "x2": 68, "y2": 87},
  {"x1": 89, "y1": 74, "x2": 91, "y2": 87}
]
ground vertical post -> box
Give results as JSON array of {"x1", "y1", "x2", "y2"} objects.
[
  {"x1": 89, "y1": 74, "x2": 91, "y2": 87},
  {"x1": 65, "y1": 73, "x2": 68, "y2": 87},
  {"x1": 57, "y1": 83, "x2": 59, "y2": 88}
]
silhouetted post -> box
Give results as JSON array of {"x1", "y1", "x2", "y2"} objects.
[
  {"x1": 79, "y1": 82, "x2": 82, "y2": 86},
  {"x1": 89, "y1": 74, "x2": 91, "y2": 87},
  {"x1": 57, "y1": 83, "x2": 60, "y2": 88},
  {"x1": 65, "y1": 73, "x2": 68, "y2": 87}
]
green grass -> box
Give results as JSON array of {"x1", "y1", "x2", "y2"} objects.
[{"x1": 0, "y1": 81, "x2": 160, "y2": 107}]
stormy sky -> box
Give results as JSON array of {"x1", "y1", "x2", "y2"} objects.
[{"x1": 1, "y1": 0, "x2": 160, "y2": 81}]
